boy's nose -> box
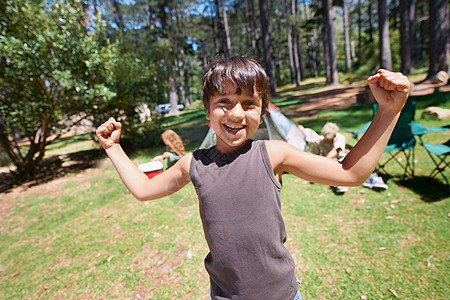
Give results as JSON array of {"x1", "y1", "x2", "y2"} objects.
[{"x1": 228, "y1": 103, "x2": 245, "y2": 120}]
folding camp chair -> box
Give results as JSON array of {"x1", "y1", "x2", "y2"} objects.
[
  {"x1": 349, "y1": 101, "x2": 417, "y2": 177},
  {"x1": 421, "y1": 140, "x2": 450, "y2": 185},
  {"x1": 411, "y1": 122, "x2": 450, "y2": 185}
]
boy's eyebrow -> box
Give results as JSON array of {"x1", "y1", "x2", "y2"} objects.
[
  {"x1": 216, "y1": 90, "x2": 230, "y2": 96},
  {"x1": 215, "y1": 91, "x2": 259, "y2": 99}
]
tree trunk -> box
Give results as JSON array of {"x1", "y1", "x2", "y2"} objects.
[
  {"x1": 175, "y1": 59, "x2": 186, "y2": 105},
  {"x1": 323, "y1": 25, "x2": 331, "y2": 83},
  {"x1": 323, "y1": 0, "x2": 339, "y2": 85},
  {"x1": 357, "y1": 0, "x2": 362, "y2": 63},
  {"x1": 248, "y1": 0, "x2": 259, "y2": 58},
  {"x1": 112, "y1": 0, "x2": 125, "y2": 32},
  {"x1": 180, "y1": 47, "x2": 192, "y2": 106},
  {"x1": 211, "y1": 9, "x2": 219, "y2": 55},
  {"x1": 427, "y1": 0, "x2": 449, "y2": 79},
  {"x1": 294, "y1": 0, "x2": 303, "y2": 83},
  {"x1": 343, "y1": 0, "x2": 351, "y2": 71},
  {"x1": 378, "y1": 0, "x2": 392, "y2": 70},
  {"x1": 184, "y1": 64, "x2": 193, "y2": 106},
  {"x1": 415, "y1": 1, "x2": 426, "y2": 65},
  {"x1": 368, "y1": 1, "x2": 374, "y2": 42},
  {"x1": 158, "y1": 3, "x2": 179, "y2": 115},
  {"x1": 168, "y1": 75, "x2": 179, "y2": 115},
  {"x1": 222, "y1": 0, "x2": 232, "y2": 56},
  {"x1": 258, "y1": 0, "x2": 277, "y2": 95},
  {"x1": 287, "y1": 16, "x2": 295, "y2": 83},
  {"x1": 294, "y1": 34, "x2": 302, "y2": 84},
  {"x1": 215, "y1": 0, "x2": 226, "y2": 55},
  {"x1": 201, "y1": 42, "x2": 208, "y2": 70},
  {"x1": 400, "y1": 0, "x2": 416, "y2": 74},
  {"x1": 277, "y1": 24, "x2": 284, "y2": 83},
  {"x1": 313, "y1": 28, "x2": 319, "y2": 77},
  {"x1": 291, "y1": 0, "x2": 301, "y2": 85}
]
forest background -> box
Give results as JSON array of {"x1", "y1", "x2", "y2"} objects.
[{"x1": 0, "y1": 0, "x2": 449, "y2": 179}]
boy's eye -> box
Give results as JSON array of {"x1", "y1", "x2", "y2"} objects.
[
  {"x1": 218, "y1": 99, "x2": 230, "y2": 104},
  {"x1": 245, "y1": 100, "x2": 257, "y2": 107}
]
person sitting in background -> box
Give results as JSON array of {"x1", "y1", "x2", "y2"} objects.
[
  {"x1": 152, "y1": 129, "x2": 185, "y2": 168},
  {"x1": 298, "y1": 122, "x2": 347, "y2": 160},
  {"x1": 298, "y1": 122, "x2": 349, "y2": 193}
]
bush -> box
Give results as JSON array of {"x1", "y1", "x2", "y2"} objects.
[{"x1": 120, "y1": 118, "x2": 164, "y2": 152}]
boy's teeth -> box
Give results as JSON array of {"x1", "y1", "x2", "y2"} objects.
[{"x1": 225, "y1": 124, "x2": 244, "y2": 130}]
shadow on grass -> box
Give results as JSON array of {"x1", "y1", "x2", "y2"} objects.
[
  {"x1": 393, "y1": 176, "x2": 449, "y2": 202},
  {"x1": 0, "y1": 149, "x2": 105, "y2": 194},
  {"x1": 410, "y1": 90, "x2": 450, "y2": 110}
]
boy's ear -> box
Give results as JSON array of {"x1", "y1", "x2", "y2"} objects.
[{"x1": 206, "y1": 109, "x2": 210, "y2": 120}]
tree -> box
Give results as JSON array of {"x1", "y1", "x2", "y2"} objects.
[
  {"x1": 0, "y1": 0, "x2": 118, "y2": 178},
  {"x1": 215, "y1": 0, "x2": 231, "y2": 56},
  {"x1": 323, "y1": 0, "x2": 338, "y2": 84},
  {"x1": 342, "y1": 0, "x2": 351, "y2": 71},
  {"x1": 291, "y1": 0, "x2": 302, "y2": 85},
  {"x1": 286, "y1": 0, "x2": 295, "y2": 83},
  {"x1": 378, "y1": 0, "x2": 392, "y2": 70},
  {"x1": 221, "y1": 0, "x2": 232, "y2": 56},
  {"x1": 356, "y1": 0, "x2": 362, "y2": 63},
  {"x1": 400, "y1": 0, "x2": 416, "y2": 74},
  {"x1": 258, "y1": 0, "x2": 277, "y2": 95},
  {"x1": 247, "y1": 0, "x2": 259, "y2": 58},
  {"x1": 426, "y1": 0, "x2": 449, "y2": 80}
]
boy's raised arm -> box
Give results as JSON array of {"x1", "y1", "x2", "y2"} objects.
[
  {"x1": 339, "y1": 69, "x2": 410, "y2": 181},
  {"x1": 96, "y1": 118, "x2": 191, "y2": 201},
  {"x1": 271, "y1": 69, "x2": 410, "y2": 186}
]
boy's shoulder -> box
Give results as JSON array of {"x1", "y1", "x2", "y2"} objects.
[
  {"x1": 265, "y1": 139, "x2": 290, "y2": 152},
  {"x1": 264, "y1": 139, "x2": 291, "y2": 160},
  {"x1": 173, "y1": 152, "x2": 193, "y2": 175}
]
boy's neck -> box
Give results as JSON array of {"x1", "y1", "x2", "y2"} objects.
[{"x1": 214, "y1": 139, "x2": 252, "y2": 154}]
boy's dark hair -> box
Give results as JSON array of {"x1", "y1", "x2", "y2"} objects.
[{"x1": 201, "y1": 56, "x2": 270, "y2": 115}]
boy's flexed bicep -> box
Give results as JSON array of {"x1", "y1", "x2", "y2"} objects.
[
  {"x1": 266, "y1": 140, "x2": 351, "y2": 186},
  {"x1": 131, "y1": 153, "x2": 192, "y2": 201},
  {"x1": 104, "y1": 143, "x2": 192, "y2": 201},
  {"x1": 96, "y1": 118, "x2": 192, "y2": 201}
]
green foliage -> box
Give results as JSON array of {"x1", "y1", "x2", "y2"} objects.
[
  {"x1": 120, "y1": 118, "x2": 163, "y2": 153},
  {"x1": 0, "y1": 0, "x2": 119, "y2": 177}
]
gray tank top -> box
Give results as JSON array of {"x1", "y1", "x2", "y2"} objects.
[{"x1": 190, "y1": 140, "x2": 297, "y2": 299}]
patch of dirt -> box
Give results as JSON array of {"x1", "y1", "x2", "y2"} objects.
[
  {"x1": 0, "y1": 157, "x2": 109, "y2": 220},
  {"x1": 0, "y1": 149, "x2": 106, "y2": 194},
  {"x1": 282, "y1": 82, "x2": 365, "y2": 118},
  {"x1": 280, "y1": 80, "x2": 449, "y2": 119}
]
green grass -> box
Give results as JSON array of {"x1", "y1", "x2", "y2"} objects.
[{"x1": 0, "y1": 86, "x2": 449, "y2": 299}]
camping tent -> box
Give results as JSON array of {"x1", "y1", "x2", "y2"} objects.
[{"x1": 199, "y1": 104, "x2": 306, "y2": 150}]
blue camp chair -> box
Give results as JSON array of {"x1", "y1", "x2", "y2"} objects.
[
  {"x1": 411, "y1": 122, "x2": 450, "y2": 185},
  {"x1": 349, "y1": 101, "x2": 417, "y2": 177}
]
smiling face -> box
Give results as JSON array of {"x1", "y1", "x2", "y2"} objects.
[{"x1": 206, "y1": 79, "x2": 262, "y2": 154}]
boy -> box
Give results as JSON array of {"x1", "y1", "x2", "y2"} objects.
[{"x1": 96, "y1": 56, "x2": 410, "y2": 299}]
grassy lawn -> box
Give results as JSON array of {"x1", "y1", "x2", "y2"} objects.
[{"x1": 0, "y1": 85, "x2": 449, "y2": 299}]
